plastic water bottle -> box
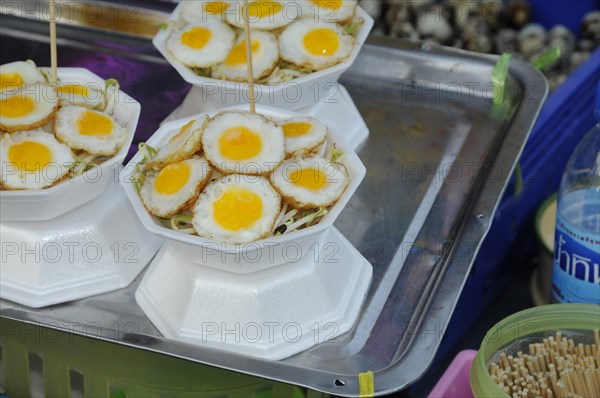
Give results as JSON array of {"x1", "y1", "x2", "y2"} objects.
[{"x1": 551, "y1": 82, "x2": 600, "y2": 304}]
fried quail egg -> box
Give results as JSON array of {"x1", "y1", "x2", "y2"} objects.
[
  {"x1": 192, "y1": 174, "x2": 281, "y2": 243},
  {"x1": 0, "y1": 61, "x2": 45, "y2": 92},
  {"x1": 54, "y1": 106, "x2": 126, "y2": 156},
  {"x1": 0, "y1": 84, "x2": 58, "y2": 132},
  {"x1": 216, "y1": 30, "x2": 279, "y2": 81},
  {"x1": 57, "y1": 83, "x2": 106, "y2": 109},
  {"x1": 180, "y1": 0, "x2": 233, "y2": 23},
  {"x1": 167, "y1": 20, "x2": 236, "y2": 68},
  {"x1": 202, "y1": 111, "x2": 285, "y2": 175},
  {"x1": 301, "y1": 0, "x2": 357, "y2": 23},
  {"x1": 0, "y1": 129, "x2": 74, "y2": 190},
  {"x1": 146, "y1": 116, "x2": 208, "y2": 171},
  {"x1": 279, "y1": 19, "x2": 355, "y2": 70},
  {"x1": 279, "y1": 116, "x2": 327, "y2": 157},
  {"x1": 140, "y1": 156, "x2": 212, "y2": 218},
  {"x1": 226, "y1": 0, "x2": 299, "y2": 30},
  {"x1": 270, "y1": 155, "x2": 349, "y2": 209}
]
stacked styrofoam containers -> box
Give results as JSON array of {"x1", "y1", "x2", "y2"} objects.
[{"x1": 123, "y1": 1, "x2": 376, "y2": 359}]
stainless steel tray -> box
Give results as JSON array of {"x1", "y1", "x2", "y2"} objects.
[{"x1": 0, "y1": 18, "x2": 547, "y2": 397}]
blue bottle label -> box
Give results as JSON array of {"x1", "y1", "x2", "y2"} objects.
[{"x1": 552, "y1": 213, "x2": 600, "y2": 304}]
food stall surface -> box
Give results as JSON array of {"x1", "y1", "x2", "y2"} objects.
[{"x1": 0, "y1": 2, "x2": 547, "y2": 396}]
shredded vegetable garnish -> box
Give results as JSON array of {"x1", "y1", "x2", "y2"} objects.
[
  {"x1": 328, "y1": 144, "x2": 344, "y2": 163},
  {"x1": 64, "y1": 152, "x2": 99, "y2": 176},
  {"x1": 104, "y1": 78, "x2": 120, "y2": 115},
  {"x1": 286, "y1": 208, "x2": 329, "y2": 233},
  {"x1": 133, "y1": 142, "x2": 158, "y2": 193},
  {"x1": 531, "y1": 46, "x2": 562, "y2": 70},
  {"x1": 344, "y1": 19, "x2": 364, "y2": 36},
  {"x1": 157, "y1": 21, "x2": 176, "y2": 31},
  {"x1": 192, "y1": 66, "x2": 214, "y2": 78},
  {"x1": 492, "y1": 53, "x2": 511, "y2": 107},
  {"x1": 169, "y1": 213, "x2": 195, "y2": 234}
]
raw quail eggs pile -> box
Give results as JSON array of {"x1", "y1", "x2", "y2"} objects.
[
  {"x1": 363, "y1": 0, "x2": 599, "y2": 91},
  {"x1": 136, "y1": 110, "x2": 349, "y2": 244},
  {"x1": 0, "y1": 60, "x2": 128, "y2": 190},
  {"x1": 165, "y1": 0, "x2": 363, "y2": 83}
]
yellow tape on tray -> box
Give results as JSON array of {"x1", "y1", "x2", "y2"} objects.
[{"x1": 359, "y1": 371, "x2": 374, "y2": 397}]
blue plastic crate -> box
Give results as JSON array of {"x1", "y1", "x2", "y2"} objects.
[{"x1": 433, "y1": 15, "x2": 600, "y2": 364}]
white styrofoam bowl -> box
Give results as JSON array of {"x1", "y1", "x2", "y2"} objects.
[
  {"x1": 120, "y1": 104, "x2": 366, "y2": 273},
  {"x1": 0, "y1": 179, "x2": 162, "y2": 308},
  {"x1": 153, "y1": 4, "x2": 374, "y2": 110},
  {"x1": 0, "y1": 68, "x2": 140, "y2": 221},
  {"x1": 135, "y1": 226, "x2": 372, "y2": 360}
]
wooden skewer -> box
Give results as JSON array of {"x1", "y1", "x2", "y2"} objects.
[
  {"x1": 242, "y1": 0, "x2": 256, "y2": 114},
  {"x1": 49, "y1": 0, "x2": 58, "y2": 84},
  {"x1": 488, "y1": 331, "x2": 600, "y2": 398}
]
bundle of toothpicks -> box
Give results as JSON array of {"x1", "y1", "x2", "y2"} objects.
[{"x1": 488, "y1": 330, "x2": 600, "y2": 398}]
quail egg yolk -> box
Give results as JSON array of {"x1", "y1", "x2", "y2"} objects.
[
  {"x1": 310, "y1": 0, "x2": 342, "y2": 9},
  {"x1": 0, "y1": 73, "x2": 24, "y2": 90},
  {"x1": 204, "y1": 1, "x2": 229, "y2": 14},
  {"x1": 218, "y1": 126, "x2": 262, "y2": 160},
  {"x1": 214, "y1": 187, "x2": 263, "y2": 231},
  {"x1": 58, "y1": 84, "x2": 89, "y2": 97},
  {"x1": 304, "y1": 29, "x2": 339, "y2": 56},
  {"x1": 0, "y1": 95, "x2": 35, "y2": 118},
  {"x1": 181, "y1": 27, "x2": 212, "y2": 49},
  {"x1": 289, "y1": 168, "x2": 328, "y2": 190},
  {"x1": 8, "y1": 141, "x2": 52, "y2": 172},
  {"x1": 77, "y1": 110, "x2": 113, "y2": 138},
  {"x1": 225, "y1": 40, "x2": 260, "y2": 66},
  {"x1": 154, "y1": 161, "x2": 191, "y2": 195},
  {"x1": 247, "y1": 0, "x2": 282, "y2": 18},
  {"x1": 283, "y1": 122, "x2": 312, "y2": 138}
]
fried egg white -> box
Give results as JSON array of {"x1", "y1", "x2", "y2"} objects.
[
  {"x1": 216, "y1": 30, "x2": 279, "y2": 81},
  {"x1": 279, "y1": 116, "x2": 327, "y2": 157},
  {"x1": 0, "y1": 61, "x2": 45, "y2": 92},
  {"x1": 167, "y1": 20, "x2": 235, "y2": 68},
  {"x1": 0, "y1": 129, "x2": 74, "y2": 190},
  {"x1": 270, "y1": 155, "x2": 348, "y2": 209},
  {"x1": 192, "y1": 174, "x2": 281, "y2": 243},
  {"x1": 202, "y1": 111, "x2": 285, "y2": 175},
  {"x1": 226, "y1": 0, "x2": 299, "y2": 30},
  {"x1": 57, "y1": 83, "x2": 106, "y2": 110},
  {"x1": 279, "y1": 19, "x2": 355, "y2": 70},
  {"x1": 146, "y1": 116, "x2": 208, "y2": 171},
  {"x1": 0, "y1": 84, "x2": 58, "y2": 132},
  {"x1": 140, "y1": 156, "x2": 212, "y2": 218},
  {"x1": 54, "y1": 106, "x2": 126, "y2": 156},
  {"x1": 300, "y1": 0, "x2": 357, "y2": 23},
  {"x1": 180, "y1": 0, "x2": 234, "y2": 23}
]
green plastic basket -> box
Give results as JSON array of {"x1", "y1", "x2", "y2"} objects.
[
  {"x1": 0, "y1": 318, "x2": 329, "y2": 398},
  {"x1": 469, "y1": 304, "x2": 600, "y2": 398}
]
